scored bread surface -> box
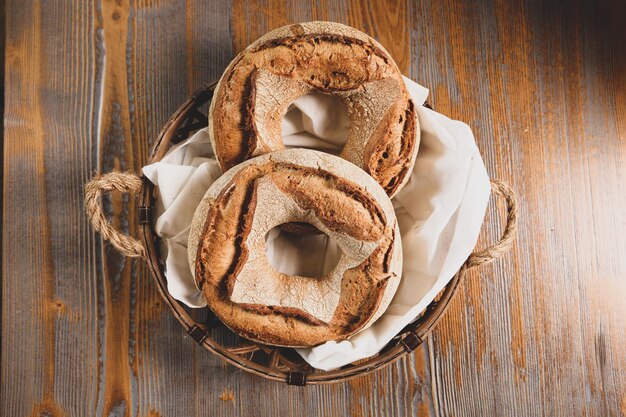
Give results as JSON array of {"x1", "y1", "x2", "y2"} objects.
[
  {"x1": 188, "y1": 149, "x2": 403, "y2": 347},
  {"x1": 208, "y1": 21, "x2": 419, "y2": 197}
]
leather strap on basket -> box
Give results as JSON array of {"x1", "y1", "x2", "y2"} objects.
[{"x1": 84, "y1": 172, "x2": 145, "y2": 258}]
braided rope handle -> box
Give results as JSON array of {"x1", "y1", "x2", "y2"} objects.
[
  {"x1": 466, "y1": 179, "x2": 518, "y2": 268},
  {"x1": 83, "y1": 174, "x2": 517, "y2": 264},
  {"x1": 84, "y1": 172, "x2": 145, "y2": 258}
]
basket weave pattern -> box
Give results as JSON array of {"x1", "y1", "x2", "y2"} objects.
[{"x1": 85, "y1": 82, "x2": 517, "y2": 385}]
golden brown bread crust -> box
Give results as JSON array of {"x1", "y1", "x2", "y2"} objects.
[
  {"x1": 188, "y1": 150, "x2": 403, "y2": 347},
  {"x1": 209, "y1": 21, "x2": 419, "y2": 197}
]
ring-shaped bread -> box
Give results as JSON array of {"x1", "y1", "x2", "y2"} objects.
[
  {"x1": 209, "y1": 21, "x2": 419, "y2": 197},
  {"x1": 187, "y1": 149, "x2": 403, "y2": 347}
]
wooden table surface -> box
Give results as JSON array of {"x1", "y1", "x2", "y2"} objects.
[{"x1": 3, "y1": 0, "x2": 626, "y2": 416}]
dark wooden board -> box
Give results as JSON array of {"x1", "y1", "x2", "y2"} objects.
[{"x1": 2, "y1": 0, "x2": 625, "y2": 416}]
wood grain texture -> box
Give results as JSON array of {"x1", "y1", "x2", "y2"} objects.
[{"x1": 2, "y1": 1, "x2": 625, "y2": 416}]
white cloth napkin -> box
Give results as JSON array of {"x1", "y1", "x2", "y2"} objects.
[{"x1": 142, "y1": 77, "x2": 490, "y2": 370}]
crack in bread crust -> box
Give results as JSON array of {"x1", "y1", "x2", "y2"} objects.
[
  {"x1": 194, "y1": 159, "x2": 399, "y2": 347},
  {"x1": 250, "y1": 33, "x2": 391, "y2": 65},
  {"x1": 238, "y1": 69, "x2": 260, "y2": 163},
  {"x1": 271, "y1": 163, "x2": 387, "y2": 241},
  {"x1": 209, "y1": 22, "x2": 419, "y2": 196},
  {"x1": 365, "y1": 98, "x2": 418, "y2": 195}
]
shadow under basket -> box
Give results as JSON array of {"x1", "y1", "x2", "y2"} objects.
[{"x1": 84, "y1": 81, "x2": 518, "y2": 386}]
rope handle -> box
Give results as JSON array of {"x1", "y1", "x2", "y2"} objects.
[
  {"x1": 84, "y1": 172, "x2": 145, "y2": 258},
  {"x1": 466, "y1": 179, "x2": 518, "y2": 268},
  {"x1": 84, "y1": 173, "x2": 517, "y2": 264}
]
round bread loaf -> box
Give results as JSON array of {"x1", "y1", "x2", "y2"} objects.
[
  {"x1": 188, "y1": 149, "x2": 403, "y2": 347},
  {"x1": 209, "y1": 21, "x2": 419, "y2": 197}
]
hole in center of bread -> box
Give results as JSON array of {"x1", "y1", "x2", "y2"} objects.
[
  {"x1": 281, "y1": 93, "x2": 350, "y2": 155},
  {"x1": 264, "y1": 222, "x2": 343, "y2": 278}
]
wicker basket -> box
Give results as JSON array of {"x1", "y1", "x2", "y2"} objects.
[{"x1": 85, "y1": 81, "x2": 517, "y2": 385}]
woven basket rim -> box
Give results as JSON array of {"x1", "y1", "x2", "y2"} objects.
[{"x1": 136, "y1": 81, "x2": 509, "y2": 385}]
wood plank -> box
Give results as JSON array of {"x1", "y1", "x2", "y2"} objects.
[
  {"x1": 2, "y1": 0, "x2": 625, "y2": 416},
  {"x1": 2, "y1": 1, "x2": 102, "y2": 416},
  {"x1": 412, "y1": 0, "x2": 626, "y2": 415}
]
